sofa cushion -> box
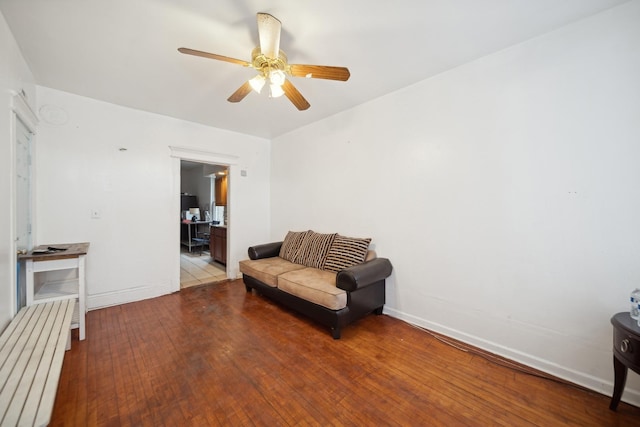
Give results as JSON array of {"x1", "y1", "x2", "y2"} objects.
[
  {"x1": 239, "y1": 257, "x2": 306, "y2": 287},
  {"x1": 293, "y1": 231, "x2": 337, "y2": 269},
  {"x1": 365, "y1": 250, "x2": 377, "y2": 262},
  {"x1": 279, "y1": 230, "x2": 309, "y2": 262},
  {"x1": 277, "y1": 268, "x2": 346, "y2": 310},
  {"x1": 323, "y1": 235, "x2": 372, "y2": 272}
]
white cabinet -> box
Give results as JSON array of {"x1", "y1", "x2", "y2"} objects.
[{"x1": 21, "y1": 242, "x2": 88, "y2": 340}]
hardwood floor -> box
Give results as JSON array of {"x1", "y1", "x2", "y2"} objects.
[{"x1": 52, "y1": 280, "x2": 640, "y2": 426}]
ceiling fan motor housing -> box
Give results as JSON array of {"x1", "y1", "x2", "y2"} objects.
[{"x1": 251, "y1": 47, "x2": 289, "y2": 76}]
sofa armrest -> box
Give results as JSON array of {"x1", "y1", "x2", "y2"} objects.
[
  {"x1": 248, "y1": 241, "x2": 283, "y2": 260},
  {"x1": 336, "y1": 258, "x2": 393, "y2": 291}
]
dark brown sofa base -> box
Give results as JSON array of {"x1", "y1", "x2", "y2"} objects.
[{"x1": 243, "y1": 274, "x2": 385, "y2": 339}]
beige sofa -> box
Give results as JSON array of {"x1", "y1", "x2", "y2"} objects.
[{"x1": 239, "y1": 230, "x2": 393, "y2": 339}]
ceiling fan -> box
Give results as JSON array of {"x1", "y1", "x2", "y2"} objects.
[{"x1": 178, "y1": 12, "x2": 350, "y2": 111}]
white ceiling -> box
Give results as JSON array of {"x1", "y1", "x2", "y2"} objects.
[{"x1": 0, "y1": 0, "x2": 629, "y2": 139}]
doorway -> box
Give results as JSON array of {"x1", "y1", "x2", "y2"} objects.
[
  {"x1": 179, "y1": 160, "x2": 228, "y2": 288},
  {"x1": 15, "y1": 117, "x2": 33, "y2": 309},
  {"x1": 12, "y1": 92, "x2": 38, "y2": 313}
]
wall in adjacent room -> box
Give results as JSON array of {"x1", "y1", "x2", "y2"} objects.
[
  {"x1": 35, "y1": 86, "x2": 270, "y2": 309},
  {"x1": 0, "y1": 11, "x2": 35, "y2": 329},
  {"x1": 270, "y1": 2, "x2": 640, "y2": 404},
  {"x1": 181, "y1": 163, "x2": 212, "y2": 215}
]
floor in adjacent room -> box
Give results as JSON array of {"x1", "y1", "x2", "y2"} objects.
[{"x1": 180, "y1": 247, "x2": 227, "y2": 288}]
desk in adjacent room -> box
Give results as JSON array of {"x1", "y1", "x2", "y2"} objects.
[{"x1": 180, "y1": 220, "x2": 211, "y2": 252}]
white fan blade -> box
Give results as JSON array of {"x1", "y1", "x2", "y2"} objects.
[{"x1": 257, "y1": 13, "x2": 281, "y2": 58}]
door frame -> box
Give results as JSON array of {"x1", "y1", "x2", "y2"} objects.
[
  {"x1": 10, "y1": 91, "x2": 38, "y2": 314},
  {"x1": 169, "y1": 146, "x2": 238, "y2": 293}
]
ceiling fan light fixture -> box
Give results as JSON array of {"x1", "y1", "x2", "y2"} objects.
[
  {"x1": 269, "y1": 69, "x2": 286, "y2": 86},
  {"x1": 249, "y1": 74, "x2": 266, "y2": 93},
  {"x1": 269, "y1": 83, "x2": 285, "y2": 98}
]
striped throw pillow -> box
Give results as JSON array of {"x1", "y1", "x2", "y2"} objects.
[
  {"x1": 323, "y1": 235, "x2": 372, "y2": 272},
  {"x1": 279, "y1": 231, "x2": 310, "y2": 262},
  {"x1": 293, "y1": 231, "x2": 337, "y2": 268}
]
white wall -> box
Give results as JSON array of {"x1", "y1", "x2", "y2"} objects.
[
  {"x1": 0, "y1": 11, "x2": 35, "y2": 329},
  {"x1": 35, "y1": 86, "x2": 270, "y2": 309},
  {"x1": 271, "y1": 2, "x2": 640, "y2": 404}
]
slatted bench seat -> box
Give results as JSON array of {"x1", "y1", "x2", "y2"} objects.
[{"x1": 0, "y1": 299, "x2": 75, "y2": 427}]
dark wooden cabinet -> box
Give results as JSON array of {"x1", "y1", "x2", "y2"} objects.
[
  {"x1": 215, "y1": 176, "x2": 227, "y2": 206},
  {"x1": 210, "y1": 226, "x2": 227, "y2": 264}
]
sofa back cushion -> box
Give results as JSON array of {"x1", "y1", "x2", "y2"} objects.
[
  {"x1": 293, "y1": 231, "x2": 337, "y2": 269},
  {"x1": 365, "y1": 250, "x2": 377, "y2": 262},
  {"x1": 323, "y1": 235, "x2": 372, "y2": 272},
  {"x1": 279, "y1": 230, "x2": 310, "y2": 261}
]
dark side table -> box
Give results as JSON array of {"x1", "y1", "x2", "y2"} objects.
[{"x1": 610, "y1": 312, "x2": 640, "y2": 410}]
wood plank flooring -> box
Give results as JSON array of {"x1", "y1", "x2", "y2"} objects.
[{"x1": 51, "y1": 280, "x2": 640, "y2": 426}]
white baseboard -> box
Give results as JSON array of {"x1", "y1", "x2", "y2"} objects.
[
  {"x1": 383, "y1": 306, "x2": 640, "y2": 408},
  {"x1": 87, "y1": 283, "x2": 172, "y2": 310}
]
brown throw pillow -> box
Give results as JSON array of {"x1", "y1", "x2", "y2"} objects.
[
  {"x1": 323, "y1": 235, "x2": 372, "y2": 272},
  {"x1": 293, "y1": 231, "x2": 337, "y2": 268},
  {"x1": 279, "y1": 230, "x2": 310, "y2": 262}
]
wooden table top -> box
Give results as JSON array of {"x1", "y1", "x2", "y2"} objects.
[{"x1": 18, "y1": 242, "x2": 90, "y2": 261}]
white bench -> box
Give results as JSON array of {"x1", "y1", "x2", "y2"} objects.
[{"x1": 0, "y1": 299, "x2": 75, "y2": 427}]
